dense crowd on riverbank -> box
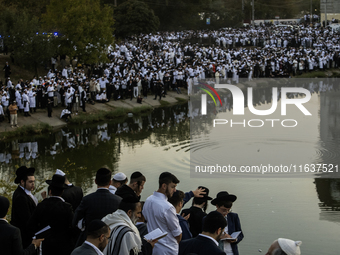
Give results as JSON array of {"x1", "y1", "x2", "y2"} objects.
[{"x1": 0, "y1": 22, "x2": 340, "y2": 128}]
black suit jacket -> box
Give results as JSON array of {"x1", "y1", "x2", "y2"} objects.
[
  {"x1": 182, "y1": 206, "x2": 207, "y2": 237},
  {"x1": 27, "y1": 197, "x2": 74, "y2": 255},
  {"x1": 11, "y1": 186, "x2": 37, "y2": 248},
  {"x1": 179, "y1": 235, "x2": 226, "y2": 255},
  {"x1": 70, "y1": 242, "x2": 97, "y2": 255},
  {"x1": 0, "y1": 220, "x2": 36, "y2": 255},
  {"x1": 73, "y1": 188, "x2": 122, "y2": 246},
  {"x1": 62, "y1": 184, "x2": 83, "y2": 212}
]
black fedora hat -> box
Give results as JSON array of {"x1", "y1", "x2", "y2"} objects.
[
  {"x1": 46, "y1": 175, "x2": 68, "y2": 189},
  {"x1": 198, "y1": 186, "x2": 212, "y2": 200},
  {"x1": 211, "y1": 191, "x2": 237, "y2": 206},
  {"x1": 14, "y1": 166, "x2": 35, "y2": 184}
]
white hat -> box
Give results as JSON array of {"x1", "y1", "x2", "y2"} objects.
[
  {"x1": 278, "y1": 238, "x2": 302, "y2": 255},
  {"x1": 113, "y1": 172, "x2": 127, "y2": 181},
  {"x1": 55, "y1": 169, "x2": 66, "y2": 176}
]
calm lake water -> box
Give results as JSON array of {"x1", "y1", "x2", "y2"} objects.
[{"x1": 0, "y1": 81, "x2": 340, "y2": 255}]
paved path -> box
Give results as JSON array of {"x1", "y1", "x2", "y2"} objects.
[{"x1": 0, "y1": 90, "x2": 189, "y2": 133}]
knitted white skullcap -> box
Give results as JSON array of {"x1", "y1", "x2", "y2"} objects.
[
  {"x1": 278, "y1": 238, "x2": 302, "y2": 255},
  {"x1": 113, "y1": 172, "x2": 127, "y2": 181},
  {"x1": 55, "y1": 169, "x2": 66, "y2": 176}
]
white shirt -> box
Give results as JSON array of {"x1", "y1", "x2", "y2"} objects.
[
  {"x1": 19, "y1": 185, "x2": 38, "y2": 205},
  {"x1": 143, "y1": 191, "x2": 182, "y2": 255},
  {"x1": 47, "y1": 85, "x2": 54, "y2": 97},
  {"x1": 223, "y1": 222, "x2": 233, "y2": 254},
  {"x1": 84, "y1": 241, "x2": 104, "y2": 255},
  {"x1": 108, "y1": 185, "x2": 117, "y2": 195}
]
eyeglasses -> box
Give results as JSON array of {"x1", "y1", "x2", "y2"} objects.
[{"x1": 103, "y1": 235, "x2": 111, "y2": 242}]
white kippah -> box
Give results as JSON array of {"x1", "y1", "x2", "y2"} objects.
[
  {"x1": 113, "y1": 172, "x2": 127, "y2": 181},
  {"x1": 55, "y1": 169, "x2": 66, "y2": 176},
  {"x1": 278, "y1": 238, "x2": 302, "y2": 255}
]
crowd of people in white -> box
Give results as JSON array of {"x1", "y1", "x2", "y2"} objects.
[{"x1": 0, "y1": 22, "x2": 339, "y2": 125}]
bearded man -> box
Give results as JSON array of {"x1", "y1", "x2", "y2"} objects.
[{"x1": 102, "y1": 194, "x2": 155, "y2": 255}]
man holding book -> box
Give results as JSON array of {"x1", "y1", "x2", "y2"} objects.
[
  {"x1": 27, "y1": 174, "x2": 75, "y2": 255},
  {"x1": 212, "y1": 191, "x2": 244, "y2": 255},
  {"x1": 0, "y1": 195, "x2": 43, "y2": 255},
  {"x1": 142, "y1": 172, "x2": 182, "y2": 255}
]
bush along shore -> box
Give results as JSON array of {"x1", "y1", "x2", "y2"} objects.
[
  {"x1": 0, "y1": 88, "x2": 189, "y2": 139},
  {"x1": 67, "y1": 105, "x2": 153, "y2": 125},
  {"x1": 0, "y1": 123, "x2": 53, "y2": 141}
]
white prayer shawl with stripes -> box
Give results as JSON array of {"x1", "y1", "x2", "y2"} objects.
[{"x1": 102, "y1": 209, "x2": 142, "y2": 255}]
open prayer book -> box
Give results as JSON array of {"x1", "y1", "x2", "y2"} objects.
[
  {"x1": 144, "y1": 228, "x2": 168, "y2": 241},
  {"x1": 33, "y1": 225, "x2": 51, "y2": 239},
  {"x1": 220, "y1": 231, "x2": 241, "y2": 241}
]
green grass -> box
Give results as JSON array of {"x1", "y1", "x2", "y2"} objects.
[
  {"x1": 298, "y1": 71, "x2": 328, "y2": 78},
  {"x1": 68, "y1": 105, "x2": 153, "y2": 125},
  {"x1": 175, "y1": 97, "x2": 188, "y2": 103},
  {"x1": 159, "y1": 100, "x2": 171, "y2": 107},
  {"x1": 0, "y1": 123, "x2": 52, "y2": 141}
]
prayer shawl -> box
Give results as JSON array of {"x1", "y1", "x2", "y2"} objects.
[{"x1": 102, "y1": 209, "x2": 142, "y2": 255}]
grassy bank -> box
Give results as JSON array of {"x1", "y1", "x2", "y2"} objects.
[
  {"x1": 175, "y1": 97, "x2": 188, "y2": 103},
  {"x1": 68, "y1": 105, "x2": 153, "y2": 125},
  {"x1": 298, "y1": 69, "x2": 340, "y2": 78},
  {"x1": 0, "y1": 123, "x2": 53, "y2": 141}
]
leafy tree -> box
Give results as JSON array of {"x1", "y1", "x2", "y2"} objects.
[
  {"x1": 2, "y1": 0, "x2": 50, "y2": 18},
  {"x1": 42, "y1": 0, "x2": 114, "y2": 65},
  {"x1": 114, "y1": 0, "x2": 160, "y2": 38},
  {"x1": 199, "y1": 0, "x2": 243, "y2": 29},
  {"x1": 0, "y1": 7, "x2": 57, "y2": 75}
]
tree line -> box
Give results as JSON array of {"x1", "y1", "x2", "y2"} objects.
[{"x1": 0, "y1": 0, "x2": 318, "y2": 74}]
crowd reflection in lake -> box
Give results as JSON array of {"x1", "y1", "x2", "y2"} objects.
[
  {"x1": 1, "y1": 79, "x2": 339, "y2": 165},
  {"x1": 0, "y1": 79, "x2": 340, "y2": 206}
]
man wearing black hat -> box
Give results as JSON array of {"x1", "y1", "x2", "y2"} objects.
[
  {"x1": 179, "y1": 211, "x2": 227, "y2": 255},
  {"x1": 181, "y1": 186, "x2": 212, "y2": 237},
  {"x1": 211, "y1": 191, "x2": 244, "y2": 255},
  {"x1": 0, "y1": 195, "x2": 43, "y2": 255},
  {"x1": 73, "y1": 168, "x2": 122, "y2": 247},
  {"x1": 71, "y1": 220, "x2": 111, "y2": 255},
  {"x1": 11, "y1": 166, "x2": 38, "y2": 248},
  {"x1": 54, "y1": 169, "x2": 84, "y2": 212},
  {"x1": 27, "y1": 174, "x2": 75, "y2": 255},
  {"x1": 115, "y1": 171, "x2": 146, "y2": 201}
]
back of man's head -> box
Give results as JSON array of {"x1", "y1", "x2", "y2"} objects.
[
  {"x1": 0, "y1": 196, "x2": 10, "y2": 218},
  {"x1": 158, "y1": 172, "x2": 179, "y2": 189},
  {"x1": 130, "y1": 171, "x2": 146, "y2": 185},
  {"x1": 87, "y1": 220, "x2": 109, "y2": 239},
  {"x1": 202, "y1": 211, "x2": 227, "y2": 234},
  {"x1": 168, "y1": 190, "x2": 184, "y2": 208},
  {"x1": 96, "y1": 168, "x2": 112, "y2": 187},
  {"x1": 48, "y1": 186, "x2": 64, "y2": 197},
  {"x1": 118, "y1": 193, "x2": 140, "y2": 213}
]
